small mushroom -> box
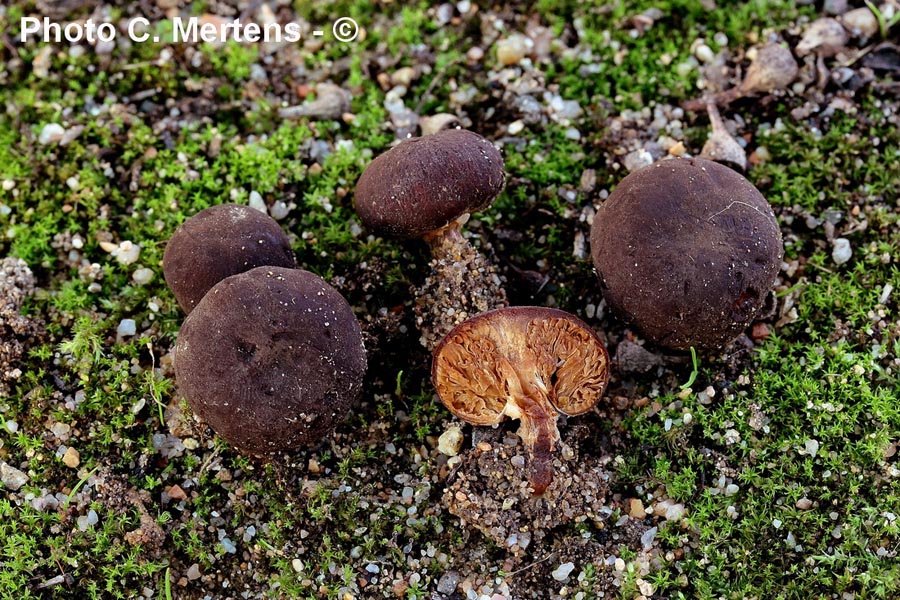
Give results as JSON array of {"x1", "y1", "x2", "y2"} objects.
[
  {"x1": 174, "y1": 266, "x2": 366, "y2": 455},
  {"x1": 685, "y1": 43, "x2": 798, "y2": 110},
  {"x1": 354, "y1": 129, "x2": 508, "y2": 349},
  {"x1": 700, "y1": 102, "x2": 748, "y2": 172},
  {"x1": 590, "y1": 157, "x2": 783, "y2": 351},
  {"x1": 163, "y1": 204, "x2": 296, "y2": 314},
  {"x1": 432, "y1": 307, "x2": 610, "y2": 495}
]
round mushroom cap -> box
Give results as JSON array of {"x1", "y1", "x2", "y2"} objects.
[
  {"x1": 174, "y1": 266, "x2": 366, "y2": 455},
  {"x1": 590, "y1": 157, "x2": 783, "y2": 351},
  {"x1": 163, "y1": 204, "x2": 296, "y2": 314},
  {"x1": 354, "y1": 129, "x2": 505, "y2": 239}
]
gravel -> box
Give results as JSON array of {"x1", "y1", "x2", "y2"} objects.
[
  {"x1": 832, "y1": 237, "x2": 853, "y2": 264},
  {"x1": 0, "y1": 461, "x2": 28, "y2": 491}
]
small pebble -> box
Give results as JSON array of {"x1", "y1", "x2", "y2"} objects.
[
  {"x1": 641, "y1": 527, "x2": 658, "y2": 550},
  {"x1": 166, "y1": 485, "x2": 187, "y2": 501},
  {"x1": 186, "y1": 564, "x2": 201, "y2": 580},
  {"x1": 437, "y1": 426, "x2": 463, "y2": 456},
  {"x1": 623, "y1": 149, "x2": 654, "y2": 172},
  {"x1": 117, "y1": 319, "x2": 137, "y2": 338},
  {"x1": 796, "y1": 498, "x2": 813, "y2": 510},
  {"x1": 804, "y1": 439, "x2": 820, "y2": 458},
  {"x1": 248, "y1": 191, "x2": 266, "y2": 213},
  {"x1": 62, "y1": 447, "x2": 80, "y2": 468},
  {"x1": 132, "y1": 268, "x2": 154, "y2": 286},
  {"x1": 694, "y1": 43, "x2": 715, "y2": 63},
  {"x1": 39, "y1": 123, "x2": 66, "y2": 145},
  {"x1": 437, "y1": 571, "x2": 461, "y2": 595},
  {"x1": 841, "y1": 7, "x2": 879, "y2": 38},
  {"x1": 1, "y1": 462, "x2": 29, "y2": 491},
  {"x1": 270, "y1": 201, "x2": 290, "y2": 220},
  {"x1": 113, "y1": 241, "x2": 141, "y2": 265},
  {"x1": 832, "y1": 238, "x2": 852, "y2": 265},
  {"x1": 551, "y1": 562, "x2": 575, "y2": 581},
  {"x1": 496, "y1": 35, "x2": 529, "y2": 66},
  {"x1": 51, "y1": 422, "x2": 71, "y2": 439}
]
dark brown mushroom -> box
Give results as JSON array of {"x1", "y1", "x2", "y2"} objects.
[
  {"x1": 432, "y1": 307, "x2": 610, "y2": 495},
  {"x1": 163, "y1": 204, "x2": 296, "y2": 314},
  {"x1": 590, "y1": 157, "x2": 783, "y2": 351},
  {"x1": 354, "y1": 129, "x2": 508, "y2": 349},
  {"x1": 174, "y1": 266, "x2": 366, "y2": 455}
]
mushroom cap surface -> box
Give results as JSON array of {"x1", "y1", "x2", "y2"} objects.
[
  {"x1": 432, "y1": 307, "x2": 610, "y2": 494},
  {"x1": 174, "y1": 266, "x2": 366, "y2": 455},
  {"x1": 163, "y1": 204, "x2": 296, "y2": 314},
  {"x1": 590, "y1": 157, "x2": 783, "y2": 351},
  {"x1": 354, "y1": 129, "x2": 505, "y2": 239}
]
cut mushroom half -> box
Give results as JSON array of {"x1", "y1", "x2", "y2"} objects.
[{"x1": 432, "y1": 307, "x2": 610, "y2": 496}]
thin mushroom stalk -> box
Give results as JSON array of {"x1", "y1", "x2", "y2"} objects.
[
  {"x1": 700, "y1": 102, "x2": 747, "y2": 172},
  {"x1": 418, "y1": 219, "x2": 508, "y2": 349},
  {"x1": 509, "y1": 392, "x2": 560, "y2": 496}
]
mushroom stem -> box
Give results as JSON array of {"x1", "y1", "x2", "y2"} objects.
[
  {"x1": 423, "y1": 220, "x2": 471, "y2": 260},
  {"x1": 415, "y1": 222, "x2": 508, "y2": 350},
  {"x1": 515, "y1": 394, "x2": 561, "y2": 496}
]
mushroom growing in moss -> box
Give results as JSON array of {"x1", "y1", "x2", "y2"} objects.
[
  {"x1": 432, "y1": 307, "x2": 610, "y2": 495},
  {"x1": 590, "y1": 157, "x2": 783, "y2": 351},
  {"x1": 354, "y1": 129, "x2": 508, "y2": 349},
  {"x1": 684, "y1": 43, "x2": 799, "y2": 111},
  {"x1": 163, "y1": 204, "x2": 296, "y2": 314},
  {"x1": 174, "y1": 266, "x2": 366, "y2": 455}
]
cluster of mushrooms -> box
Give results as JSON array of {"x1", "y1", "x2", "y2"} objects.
[{"x1": 165, "y1": 128, "x2": 782, "y2": 496}]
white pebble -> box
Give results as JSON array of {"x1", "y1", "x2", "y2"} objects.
[
  {"x1": 640, "y1": 526, "x2": 658, "y2": 550},
  {"x1": 270, "y1": 201, "x2": 290, "y2": 220},
  {"x1": 804, "y1": 439, "x2": 820, "y2": 458},
  {"x1": 117, "y1": 319, "x2": 137, "y2": 338},
  {"x1": 507, "y1": 120, "x2": 525, "y2": 135},
  {"x1": 694, "y1": 43, "x2": 715, "y2": 63},
  {"x1": 832, "y1": 237, "x2": 852, "y2": 265},
  {"x1": 132, "y1": 268, "x2": 154, "y2": 286},
  {"x1": 623, "y1": 149, "x2": 654, "y2": 172},
  {"x1": 665, "y1": 502, "x2": 686, "y2": 521},
  {"x1": 39, "y1": 123, "x2": 66, "y2": 145},
  {"x1": 551, "y1": 562, "x2": 575, "y2": 581},
  {"x1": 113, "y1": 241, "x2": 141, "y2": 265},
  {"x1": 248, "y1": 191, "x2": 266, "y2": 213},
  {"x1": 0, "y1": 462, "x2": 28, "y2": 491}
]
